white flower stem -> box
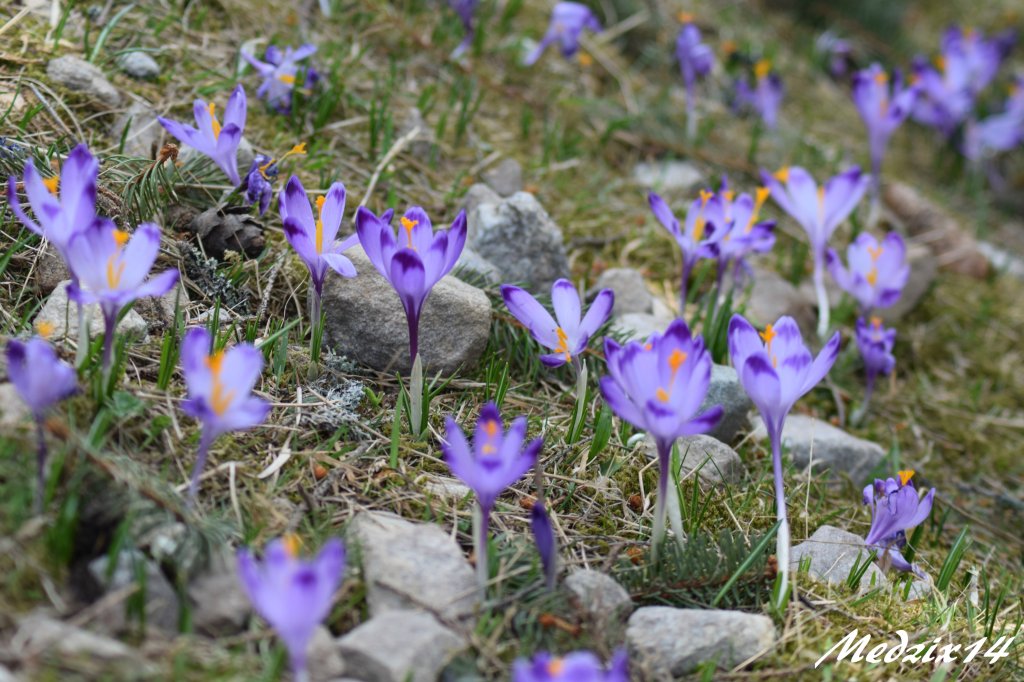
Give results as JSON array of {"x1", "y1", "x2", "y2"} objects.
[
  {"x1": 409, "y1": 353, "x2": 424, "y2": 437},
  {"x1": 473, "y1": 503, "x2": 490, "y2": 596},
  {"x1": 769, "y1": 422, "x2": 791, "y2": 610},
  {"x1": 813, "y1": 257, "x2": 830, "y2": 339}
]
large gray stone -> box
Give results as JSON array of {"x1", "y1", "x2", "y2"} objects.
[
  {"x1": 320, "y1": 247, "x2": 491, "y2": 375},
  {"x1": 745, "y1": 268, "x2": 816, "y2": 338},
  {"x1": 87, "y1": 549, "x2": 180, "y2": 635},
  {"x1": 633, "y1": 160, "x2": 704, "y2": 193},
  {"x1": 482, "y1": 158, "x2": 523, "y2": 197},
  {"x1": 790, "y1": 525, "x2": 887, "y2": 592},
  {"x1": 0, "y1": 664, "x2": 15, "y2": 682},
  {"x1": 452, "y1": 246, "x2": 500, "y2": 286},
  {"x1": 11, "y1": 613, "x2": 147, "y2": 672},
  {"x1": 702, "y1": 364, "x2": 752, "y2": 444},
  {"x1": 308, "y1": 626, "x2": 346, "y2": 681},
  {"x1": 460, "y1": 183, "x2": 500, "y2": 221},
  {"x1": 750, "y1": 414, "x2": 884, "y2": 482},
  {"x1": 35, "y1": 280, "x2": 148, "y2": 343},
  {"x1": 336, "y1": 610, "x2": 467, "y2": 682},
  {"x1": 47, "y1": 56, "x2": 120, "y2": 107},
  {"x1": 0, "y1": 383, "x2": 31, "y2": 429},
  {"x1": 563, "y1": 569, "x2": 633, "y2": 629},
  {"x1": 188, "y1": 568, "x2": 251, "y2": 636},
  {"x1": 347, "y1": 511, "x2": 479, "y2": 622},
  {"x1": 109, "y1": 101, "x2": 162, "y2": 159},
  {"x1": 627, "y1": 607, "x2": 775, "y2": 677},
  {"x1": 469, "y1": 192, "x2": 570, "y2": 291},
  {"x1": 115, "y1": 52, "x2": 160, "y2": 80},
  {"x1": 678, "y1": 435, "x2": 746, "y2": 485},
  {"x1": 34, "y1": 244, "x2": 70, "y2": 295},
  {"x1": 590, "y1": 268, "x2": 653, "y2": 316}
]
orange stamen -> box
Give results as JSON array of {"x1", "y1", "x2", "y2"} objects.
[
  {"x1": 898, "y1": 469, "x2": 915, "y2": 485},
  {"x1": 746, "y1": 187, "x2": 770, "y2": 233},
  {"x1": 315, "y1": 196, "x2": 326, "y2": 253},
  {"x1": 656, "y1": 349, "x2": 688, "y2": 402},
  {"x1": 42, "y1": 175, "x2": 60, "y2": 195},
  {"x1": 278, "y1": 74, "x2": 296, "y2": 85},
  {"x1": 554, "y1": 327, "x2": 572, "y2": 362},
  {"x1": 578, "y1": 52, "x2": 593, "y2": 67},
  {"x1": 204, "y1": 349, "x2": 237, "y2": 416},
  {"x1": 754, "y1": 59, "x2": 771, "y2": 80},
  {"x1": 282, "y1": 533, "x2": 301, "y2": 557},
  {"x1": 35, "y1": 320, "x2": 55, "y2": 339},
  {"x1": 677, "y1": 12, "x2": 695, "y2": 23},
  {"x1": 401, "y1": 216, "x2": 418, "y2": 249},
  {"x1": 773, "y1": 166, "x2": 789, "y2": 182},
  {"x1": 547, "y1": 658, "x2": 565, "y2": 675}
]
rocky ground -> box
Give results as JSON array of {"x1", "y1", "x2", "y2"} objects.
[{"x1": 0, "y1": 0, "x2": 1022, "y2": 680}]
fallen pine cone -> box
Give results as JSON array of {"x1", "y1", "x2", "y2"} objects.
[{"x1": 188, "y1": 205, "x2": 265, "y2": 260}]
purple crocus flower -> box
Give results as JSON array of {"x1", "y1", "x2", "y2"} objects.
[
  {"x1": 501, "y1": 279, "x2": 613, "y2": 369},
  {"x1": 243, "y1": 154, "x2": 275, "y2": 215},
  {"x1": 863, "y1": 471, "x2": 934, "y2": 578},
  {"x1": 448, "y1": 0, "x2": 480, "y2": 58},
  {"x1": 280, "y1": 175, "x2": 358, "y2": 328},
  {"x1": 852, "y1": 316, "x2": 896, "y2": 423},
  {"x1": 530, "y1": 500, "x2": 557, "y2": 589},
  {"x1": 852, "y1": 64, "x2": 918, "y2": 195},
  {"x1": 705, "y1": 182, "x2": 776, "y2": 290},
  {"x1": 512, "y1": 649, "x2": 629, "y2": 682},
  {"x1": 734, "y1": 60, "x2": 785, "y2": 130},
  {"x1": 729, "y1": 314, "x2": 840, "y2": 605},
  {"x1": 442, "y1": 403, "x2": 542, "y2": 589},
  {"x1": 826, "y1": 232, "x2": 909, "y2": 314},
  {"x1": 237, "y1": 536, "x2": 345, "y2": 681},
  {"x1": 242, "y1": 44, "x2": 317, "y2": 114},
  {"x1": 761, "y1": 165, "x2": 870, "y2": 337},
  {"x1": 5, "y1": 332, "x2": 77, "y2": 513},
  {"x1": 64, "y1": 220, "x2": 179, "y2": 373},
  {"x1": 159, "y1": 85, "x2": 247, "y2": 185},
  {"x1": 649, "y1": 190, "x2": 723, "y2": 311},
  {"x1": 815, "y1": 31, "x2": 854, "y2": 81},
  {"x1": 354, "y1": 205, "x2": 466, "y2": 365},
  {"x1": 180, "y1": 327, "x2": 270, "y2": 502},
  {"x1": 962, "y1": 78, "x2": 1024, "y2": 162},
  {"x1": 524, "y1": 2, "x2": 602, "y2": 66},
  {"x1": 600, "y1": 319, "x2": 722, "y2": 559},
  {"x1": 676, "y1": 19, "x2": 714, "y2": 140}
]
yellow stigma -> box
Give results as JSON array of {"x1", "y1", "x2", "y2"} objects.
[
  {"x1": 578, "y1": 52, "x2": 593, "y2": 67},
  {"x1": 754, "y1": 59, "x2": 771, "y2": 80},
  {"x1": 677, "y1": 11, "x2": 695, "y2": 23},
  {"x1": 934, "y1": 55, "x2": 946, "y2": 72},
  {"x1": 554, "y1": 327, "x2": 572, "y2": 362},
  {"x1": 204, "y1": 349, "x2": 237, "y2": 416},
  {"x1": 481, "y1": 418, "x2": 499, "y2": 455},
  {"x1": 816, "y1": 186, "x2": 825, "y2": 222},
  {"x1": 315, "y1": 195, "x2": 326, "y2": 253},
  {"x1": 721, "y1": 40, "x2": 737, "y2": 56},
  {"x1": 746, "y1": 187, "x2": 770, "y2": 233},
  {"x1": 43, "y1": 175, "x2": 60, "y2": 195},
  {"x1": 282, "y1": 533, "x2": 301, "y2": 557},
  {"x1": 104, "y1": 230, "x2": 131, "y2": 289},
  {"x1": 866, "y1": 268, "x2": 878, "y2": 286},
  {"x1": 874, "y1": 71, "x2": 889, "y2": 85},
  {"x1": 692, "y1": 216, "x2": 707, "y2": 242},
  {"x1": 287, "y1": 142, "x2": 307, "y2": 157},
  {"x1": 278, "y1": 74, "x2": 296, "y2": 85},
  {"x1": 773, "y1": 166, "x2": 789, "y2": 182},
  {"x1": 722, "y1": 190, "x2": 736, "y2": 201},
  {"x1": 208, "y1": 102, "x2": 222, "y2": 139},
  {"x1": 870, "y1": 316, "x2": 882, "y2": 329},
  {"x1": 547, "y1": 658, "x2": 565, "y2": 676},
  {"x1": 760, "y1": 324, "x2": 776, "y2": 355},
  {"x1": 868, "y1": 245, "x2": 884, "y2": 261},
  {"x1": 898, "y1": 469, "x2": 915, "y2": 486},
  {"x1": 401, "y1": 216, "x2": 418, "y2": 249},
  {"x1": 699, "y1": 189, "x2": 713, "y2": 205},
  {"x1": 113, "y1": 229, "x2": 130, "y2": 247},
  {"x1": 35, "y1": 320, "x2": 55, "y2": 339},
  {"x1": 656, "y1": 349, "x2": 688, "y2": 403}
]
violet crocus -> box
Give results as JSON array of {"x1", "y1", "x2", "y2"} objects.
[
  {"x1": 512, "y1": 649, "x2": 629, "y2": 682},
  {"x1": 442, "y1": 403, "x2": 542, "y2": 590},
  {"x1": 280, "y1": 175, "x2": 358, "y2": 334},
  {"x1": 852, "y1": 316, "x2": 896, "y2": 424},
  {"x1": 734, "y1": 60, "x2": 785, "y2": 130},
  {"x1": 816, "y1": 31, "x2": 855, "y2": 81},
  {"x1": 852, "y1": 64, "x2": 917, "y2": 201},
  {"x1": 600, "y1": 319, "x2": 722, "y2": 561},
  {"x1": 705, "y1": 182, "x2": 776, "y2": 290},
  {"x1": 354, "y1": 205, "x2": 466, "y2": 366},
  {"x1": 159, "y1": 85, "x2": 247, "y2": 185},
  {"x1": 242, "y1": 44, "x2": 317, "y2": 114},
  {"x1": 448, "y1": 0, "x2": 480, "y2": 58},
  {"x1": 962, "y1": 78, "x2": 1024, "y2": 162},
  {"x1": 676, "y1": 18, "x2": 714, "y2": 141},
  {"x1": 180, "y1": 327, "x2": 270, "y2": 502},
  {"x1": 530, "y1": 500, "x2": 557, "y2": 589},
  {"x1": 649, "y1": 190, "x2": 723, "y2": 311},
  {"x1": 5, "y1": 331, "x2": 77, "y2": 513},
  {"x1": 826, "y1": 231, "x2": 908, "y2": 315},
  {"x1": 237, "y1": 536, "x2": 345, "y2": 682},
  {"x1": 64, "y1": 219, "x2": 179, "y2": 375},
  {"x1": 761, "y1": 165, "x2": 870, "y2": 338},
  {"x1": 729, "y1": 314, "x2": 840, "y2": 606},
  {"x1": 863, "y1": 471, "x2": 934, "y2": 578},
  {"x1": 524, "y1": 2, "x2": 602, "y2": 66}
]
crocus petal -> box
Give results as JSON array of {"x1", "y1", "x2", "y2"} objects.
[
  {"x1": 322, "y1": 252, "x2": 356, "y2": 278},
  {"x1": 550, "y1": 279, "x2": 582, "y2": 337},
  {"x1": 501, "y1": 285, "x2": 559, "y2": 349},
  {"x1": 577, "y1": 289, "x2": 613, "y2": 343}
]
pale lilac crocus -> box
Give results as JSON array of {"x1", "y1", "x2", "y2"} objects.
[
  {"x1": 354, "y1": 205, "x2": 466, "y2": 366},
  {"x1": 512, "y1": 649, "x2": 629, "y2": 682},
  {"x1": 448, "y1": 0, "x2": 480, "y2": 58},
  {"x1": 530, "y1": 500, "x2": 557, "y2": 589},
  {"x1": 64, "y1": 220, "x2": 179, "y2": 374},
  {"x1": 159, "y1": 85, "x2": 247, "y2": 185},
  {"x1": 242, "y1": 44, "x2": 317, "y2": 114},
  {"x1": 734, "y1": 60, "x2": 785, "y2": 130},
  {"x1": 863, "y1": 471, "x2": 934, "y2": 578},
  {"x1": 649, "y1": 190, "x2": 723, "y2": 311},
  {"x1": 729, "y1": 314, "x2": 840, "y2": 606},
  {"x1": 180, "y1": 327, "x2": 270, "y2": 502},
  {"x1": 826, "y1": 231, "x2": 908, "y2": 315},
  {"x1": 704, "y1": 181, "x2": 776, "y2": 290},
  {"x1": 524, "y1": 2, "x2": 602, "y2": 66},
  {"x1": 852, "y1": 64, "x2": 917, "y2": 199},
  {"x1": 279, "y1": 175, "x2": 358, "y2": 331},
  {"x1": 5, "y1": 332, "x2": 77, "y2": 513},
  {"x1": 676, "y1": 18, "x2": 714, "y2": 140},
  {"x1": 852, "y1": 316, "x2": 896, "y2": 424},
  {"x1": 962, "y1": 77, "x2": 1024, "y2": 163},
  {"x1": 442, "y1": 403, "x2": 542, "y2": 589},
  {"x1": 600, "y1": 319, "x2": 722, "y2": 560},
  {"x1": 761, "y1": 165, "x2": 870, "y2": 337},
  {"x1": 238, "y1": 536, "x2": 345, "y2": 682}
]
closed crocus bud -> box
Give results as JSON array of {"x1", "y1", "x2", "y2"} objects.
[{"x1": 863, "y1": 471, "x2": 934, "y2": 578}]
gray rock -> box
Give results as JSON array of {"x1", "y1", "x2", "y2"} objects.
[
  {"x1": 35, "y1": 280, "x2": 148, "y2": 342},
  {"x1": 109, "y1": 101, "x2": 162, "y2": 159},
  {"x1": 400, "y1": 107, "x2": 436, "y2": 158},
  {"x1": 419, "y1": 475, "x2": 472, "y2": 502},
  {"x1": 46, "y1": 56, "x2": 120, "y2": 107},
  {"x1": 34, "y1": 244, "x2": 70, "y2": 295},
  {"x1": 633, "y1": 160, "x2": 704, "y2": 193},
  {"x1": 87, "y1": 549, "x2": 180, "y2": 634},
  {"x1": 590, "y1": 268, "x2": 653, "y2": 315},
  {"x1": 906, "y1": 575, "x2": 933, "y2": 601},
  {"x1": 308, "y1": 626, "x2": 346, "y2": 681},
  {"x1": 460, "y1": 183, "x2": 500, "y2": 222},
  {"x1": 336, "y1": 610, "x2": 467, "y2": 682},
  {"x1": 0, "y1": 384, "x2": 31, "y2": 429},
  {"x1": 115, "y1": 52, "x2": 160, "y2": 80},
  {"x1": 0, "y1": 664, "x2": 15, "y2": 682},
  {"x1": 702, "y1": 364, "x2": 752, "y2": 444},
  {"x1": 11, "y1": 613, "x2": 145, "y2": 670},
  {"x1": 627, "y1": 607, "x2": 775, "y2": 677},
  {"x1": 320, "y1": 248, "x2": 491, "y2": 375},
  {"x1": 790, "y1": 525, "x2": 887, "y2": 592},
  {"x1": 677, "y1": 435, "x2": 746, "y2": 485},
  {"x1": 452, "y1": 246, "x2": 501, "y2": 286},
  {"x1": 469, "y1": 192, "x2": 570, "y2": 291},
  {"x1": 481, "y1": 158, "x2": 523, "y2": 197},
  {"x1": 188, "y1": 568, "x2": 251, "y2": 636},
  {"x1": 347, "y1": 511, "x2": 479, "y2": 622},
  {"x1": 563, "y1": 569, "x2": 633, "y2": 627},
  {"x1": 745, "y1": 268, "x2": 816, "y2": 337},
  {"x1": 611, "y1": 312, "x2": 672, "y2": 342},
  {"x1": 133, "y1": 283, "x2": 188, "y2": 334},
  {"x1": 750, "y1": 414, "x2": 884, "y2": 482}
]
